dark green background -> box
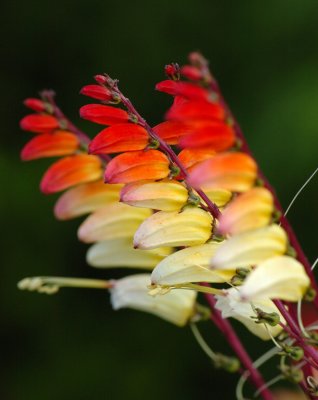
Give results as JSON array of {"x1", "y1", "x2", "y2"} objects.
[{"x1": 1, "y1": 1, "x2": 318, "y2": 399}]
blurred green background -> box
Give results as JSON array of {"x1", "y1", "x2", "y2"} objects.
[{"x1": 1, "y1": 1, "x2": 318, "y2": 399}]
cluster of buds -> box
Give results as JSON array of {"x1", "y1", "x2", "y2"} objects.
[{"x1": 18, "y1": 53, "x2": 318, "y2": 399}]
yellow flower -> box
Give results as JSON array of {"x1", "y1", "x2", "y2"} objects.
[
  {"x1": 133, "y1": 207, "x2": 213, "y2": 249},
  {"x1": 110, "y1": 274, "x2": 197, "y2": 326}
]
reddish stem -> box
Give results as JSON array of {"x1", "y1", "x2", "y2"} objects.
[{"x1": 205, "y1": 292, "x2": 273, "y2": 400}]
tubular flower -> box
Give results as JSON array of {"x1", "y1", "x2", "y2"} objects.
[
  {"x1": 80, "y1": 104, "x2": 129, "y2": 125},
  {"x1": 133, "y1": 206, "x2": 213, "y2": 249},
  {"x1": 152, "y1": 121, "x2": 191, "y2": 145},
  {"x1": 104, "y1": 150, "x2": 170, "y2": 184},
  {"x1": 54, "y1": 180, "x2": 122, "y2": 220},
  {"x1": 20, "y1": 114, "x2": 60, "y2": 133},
  {"x1": 210, "y1": 225, "x2": 288, "y2": 270},
  {"x1": 110, "y1": 274, "x2": 197, "y2": 327},
  {"x1": 88, "y1": 124, "x2": 149, "y2": 154},
  {"x1": 238, "y1": 256, "x2": 310, "y2": 302},
  {"x1": 87, "y1": 238, "x2": 172, "y2": 269},
  {"x1": 218, "y1": 187, "x2": 274, "y2": 235},
  {"x1": 40, "y1": 154, "x2": 103, "y2": 194},
  {"x1": 151, "y1": 243, "x2": 234, "y2": 287},
  {"x1": 21, "y1": 130, "x2": 80, "y2": 160},
  {"x1": 78, "y1": 202, "x2": 152, "y2": 243},
  {"x1": 120, "y1": 179, "x2": 188, "y2": 211},
  {"x1": 215, "y1": 289, "x2": 284, "y2": 340},
  {"x1": 18, "y1": 53, "x2": 317, "y2": 399},
  {"x1": 188, "y1": 152, "x2": 258, "y2": 192}
]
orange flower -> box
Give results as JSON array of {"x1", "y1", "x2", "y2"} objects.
[
  {"x1": 40, "y1": 154, "x2": 102, "y2": 194},
  {"x1": 21, "y1": 130, "x2": 80, "y2": 160},
  {"x1": 88, "y1": 123, "x2": 149, "y2": 154},
  {"x1": 178, "y1": 148, "x2": 215, "y2": 172},
  {"x1": 104, "y1": 150, "x2": 170, "y2": 183},
  {"x1": 188, "y1": 152, "x2": 257, "y2": 192},
  {"x1": 152, "y1": 121, "x2": 191, "y2": 145}
]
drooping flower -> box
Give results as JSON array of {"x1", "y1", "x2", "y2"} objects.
[
  {"x1": 20, "y1": 114, "x2": 60, "y2": 134},
  {"x1": 80, "y1": 104, "x2": 129, "y2": 125},
  {"x1": 110, "y1": 274, "x2": 197, "y2": 326}
]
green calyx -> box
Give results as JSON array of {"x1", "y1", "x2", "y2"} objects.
[{"x1": 213, "y1": 353, "x2": 240, "y2": 373}]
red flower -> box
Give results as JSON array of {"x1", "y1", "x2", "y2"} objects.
[
  {"x1": 23, "y1": 98, "x2": 47, "y2": 112},
  {"x1": 152, "y1": 121, "x2": 191, "y2": 145},
  {"x1": 166, "y1": 99, "x2": 225, "y2": 122},
  {"x1": 89, "y1": 124, "x2": 149, "y2": 154},
  {"x1": 156, "y1": 80, "x2": 209, "y2": 101},
  {"x1": 80, "y1": 104, "x2": 129, "y2": 125},
  {"x1": 80, "y1": 85, "x2": 113, "y2": 101},
  {"x1": 20, "y1": 114, "x2": 60, "y2": 134}
]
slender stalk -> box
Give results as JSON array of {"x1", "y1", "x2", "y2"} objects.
[{"x1": 40, "y1": 90, "x2": 92, "y2": 145}]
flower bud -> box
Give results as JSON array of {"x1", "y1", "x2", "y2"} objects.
[
  {"x1": 80, "y1": 84, "x2": 113, "y2": 101},
  {"x1": 211, "y1": 225, "x2": 287, "y2": 270},
  {"x1": 166, "y1": 99, "x2": 225, "y2": 122},
  {"x1": 156, "y1": 80, "x2": 209, "y2": 101},
  {"x1": 89, "y1": 123, "x2": 148, "y2": 154},
  {"x1": 54, "y1": 180, "x2": 122, "y2": 220},
  {"x1": 78, "y1": 203, "x2": 151, "y2": 243},
  {"x1": 104, "y1": 150, "x2": 170, "y2": 184},
  {"x1": 20, "y1": 114, "x2": 60, "y2": 134},
  {"x1": 80, "y1": 104, "x2": 129, "y2": 125},
  {"x1": 87, "y1": 238, "x2": 172, "y2": 269},
  {"x1": 134, "y1": 206, "x2": 213, "y2": 250},
  {"x1": 21, "y1": 130, "x2": 79, "y2": 161},
  {"x1": 120, "y1": 179, "x2": 188, "y2": 211},
  {"x1": 40, "y1": 154, "x2": 102, "y2": 194},
  {"x1": 24, "y1": 98, "x2": 47, "y2": 112},
  {"x1": 218, "y1": 187, "x2": 274, "y2": 235},
  {"x1": 180, "y1": 65, "x2": 203, "y2": 81}
]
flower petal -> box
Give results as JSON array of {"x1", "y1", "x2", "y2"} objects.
[
  {"x1": 215, "y1": 289, "x2": 283, "y2": 340},
  {"x1": 54, "y1": 180, "x2": 122, "y2": 220},
  {"x1": 104, "y1": 150, "x2": 170, "y2": 184},
  {"x1": 218, "y1": 188, "x2": 274, "y2": 235},
  {"x1": 40, "y1": 154, "x2": 102, "y2": 194},
  {"x1": 188, "y1": 152, "x2": 258, "y2": 192},
  {"x1": 80, "y1": 104, "x2": 129, "y2": 125},
  {"x1": 120, "y1": 179, "x2": 188, "y2": 211},
  {"x1": 80, "y1": 84, "x2": 112, "y2": 101},
  {"x1": 178, "y1": 148, "x2": 216, "y2": 171},
  {"x1": 78, "y1": 203, "x2": 152, "y2": 243},
  {"x1": 239, "y1": 256, "x2": 310, "y2": 302},
  {"x1": 151, "y1": 243, "x2": 233, "y2": 286},
  {"x1": 110, "y1": 274, "x2": 196, "y2": 326},
  {"x1": 134, "y1": 207, "x2": 213, "y2": 249},
  {"x1": 21, "y1": 130, "x2": 80, "y2": 160},
  {"x1": 202, "y1": 188, "x2": 232, "y2": 207},
  {"x1": 89, "y1": 124, "x2": 149, "y2": 154},
  {"x1": 211, "y1": 225, "x2": 287, "y2": 270},
  {"x1": 87, "y1": 238, "x2": 172, "y2": 269}
]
